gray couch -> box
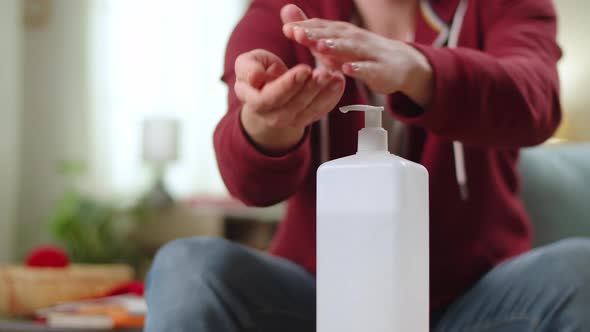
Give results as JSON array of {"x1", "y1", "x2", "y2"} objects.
[{"x1": 519, "y1": 143, "x2": 590, "y2": 246}]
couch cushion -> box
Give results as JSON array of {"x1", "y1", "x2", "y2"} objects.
[{"x1": 519, "y1": 143, "x2": 590, "y2": 246}]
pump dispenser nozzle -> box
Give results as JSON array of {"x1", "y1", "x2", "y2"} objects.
[{"x1": 340, "y1": 105, "x2": 388, "y2": 153}]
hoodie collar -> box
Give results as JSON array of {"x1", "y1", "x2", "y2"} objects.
[{"x1": 315, "y1": 0, "x2": 461, "y2": 46}]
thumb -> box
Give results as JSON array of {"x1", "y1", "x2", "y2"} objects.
[
  {"x1": 280, "y1": 4, "x2": 308, "y2": 24},
  {"x1": 281, "y1": 4, "x2": 308, "y2": 39}
]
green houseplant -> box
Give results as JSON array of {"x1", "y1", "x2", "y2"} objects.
[{"x1": 48, "y1": 161, "x2": 145, "y2": 267}]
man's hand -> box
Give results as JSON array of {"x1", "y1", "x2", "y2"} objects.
[
  {"x1": 235, "y1": 49, "x2": 345, "y2": 154},
  {"x1": 281, "y1": 4, "x2": 434, "y2": 107}
]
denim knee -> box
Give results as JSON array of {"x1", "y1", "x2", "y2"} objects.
[
  {"x1": 541, "y1": 238, "x2": 590, "y2": 282},
  {"x1": 149, "y1": 236, "x2": 238, "y2": 279},
  {"x1": 433, "y1": 238, "x2": 590, "y2": 332},
  {"x1": 539, "y1": 238, "x2": 590, "y2": 329},
  {"x1": 145, "y1": 237, "x2": 247, "y2": 331}
]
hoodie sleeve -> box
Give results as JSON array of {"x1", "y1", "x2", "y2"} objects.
[
  {"x1": 390, "y1": 0, "x2": 562, "y2": 148},
  {"x1": 213, "y1": 0, "x2": 312, "y2": 207}
]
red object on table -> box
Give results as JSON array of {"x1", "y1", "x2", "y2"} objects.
[
  {"x1": 25, "y1": 245, "x2": 70, "y2": 268},
  {"x1": 104, "y1": 281, "x2": 145, "y2": 297}
]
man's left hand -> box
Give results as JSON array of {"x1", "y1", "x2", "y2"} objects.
[{"x1": 281, "y1": 5, "x2": 434, "y2": 107}]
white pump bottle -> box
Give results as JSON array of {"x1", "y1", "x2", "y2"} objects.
[{"x1": 316, "y1": 105, "x2": 429, "y2": 332}]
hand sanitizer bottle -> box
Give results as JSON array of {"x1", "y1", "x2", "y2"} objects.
[{"x1": 317, "y1": 105, "x2": 429, "y2": 332}]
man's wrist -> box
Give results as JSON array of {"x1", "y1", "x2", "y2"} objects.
[
  {"x1": 401, "y1": 48, "x2": 434, "y2": 108},
  {"x1": 240, "y1": 107, "x2": 306, "y2": 156}
]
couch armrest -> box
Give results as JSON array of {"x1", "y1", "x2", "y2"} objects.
[{"x1": 519, "y1": 143, "x2": 590, "y2": 246}]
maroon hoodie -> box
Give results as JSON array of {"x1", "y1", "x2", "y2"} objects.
[{"x1": 215, "y1": 0, "x2": 561, "y2": 308}]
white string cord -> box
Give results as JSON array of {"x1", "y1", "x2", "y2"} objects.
[{"x1": 448, "y1": 0, "x2": 469, "y2": 200}]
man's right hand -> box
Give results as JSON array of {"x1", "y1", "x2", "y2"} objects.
[{"x1": 235, "y1": 49, "x2": 345, "y2": 154}]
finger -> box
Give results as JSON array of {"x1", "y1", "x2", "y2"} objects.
[
  {"x1": 281, "y1": 4, "x2": 308, "y2": 24},
  {"x1": 284, "y1": 18, "x2": 333, "y2": 31},
  {"x1": 263, "y1": 61, "x2": 286, "y2": 83},
  {"x1": 277, "y1": 67, "x2": 333, "y2": 124},
  {"x1": 328, "y1": 69, "x2": 346, "y2": 83},
  {"x1": 284, "y1": 18, "x2": 336, "y2": 45},
  {"x1": 281, "y1": 4, "x2": 308, "y2": 40},
  {"x1": 264, "y1": 68, "x2": 338, "y2": 128},
  {"x1": 235, "y1": 54, "x2": 265, "y2": 84},
  {"x1": 249, "y1": 63, "x2": 284, "y2": 90},
  {"x1": 256, "y1": 64, "x2": 312, "y2": 112},
  {"x1": 248, "y1": 69, "x2": 266, "y2": 89},
  {"x1": 235, "y1": 72, "x2": 305, "y2": 113},
  {"x1": 342, "y1": 61, "x2": 381, "y2": 85},
  {"x1": 262, "y1": 78, "x2": 321, "y2": 128},
  {"x1": 312, "y1": 53, "x2": 344, "y2": 71},
  {"x1": 255, "y1": 59, "x2": 290, "y2": 89},
  {"x1": 236, "y1": 64, "x2": 312, "y2": 112},
  {"x1": 316, "y1": 38, "x2": 374, "y2": 61},
  {"x1": 234, "y1": 80, "x2": 261, "y2": 104},
  {"x1": 235, "y1": 50, "x2": 288, "y2": 87},
  {"x1": 292, "y1": 74, "x2": 345, "y2": 127},
  {"x1": 288, "y1": 20, "x2": 348, "y2": 40}
]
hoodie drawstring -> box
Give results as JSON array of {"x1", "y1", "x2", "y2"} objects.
[{"x1": 448, "y1": 0, "x2": 469, "y2": 200}]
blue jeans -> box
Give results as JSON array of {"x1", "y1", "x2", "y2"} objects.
[{"x1": 145, "y1": 237, "x2": 590, "y2": 331}]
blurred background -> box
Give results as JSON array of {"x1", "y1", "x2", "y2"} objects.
[{"x1": 0, "y1": 0, "x2": 589, "y2": 266}]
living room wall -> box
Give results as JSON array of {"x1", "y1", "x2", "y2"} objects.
[
  {"x1": 17, "y1": 0, "x2": 92, "y2": 258},
  {"x1": 0, "y1": 0, "x2": 21, "y2": 263}
]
